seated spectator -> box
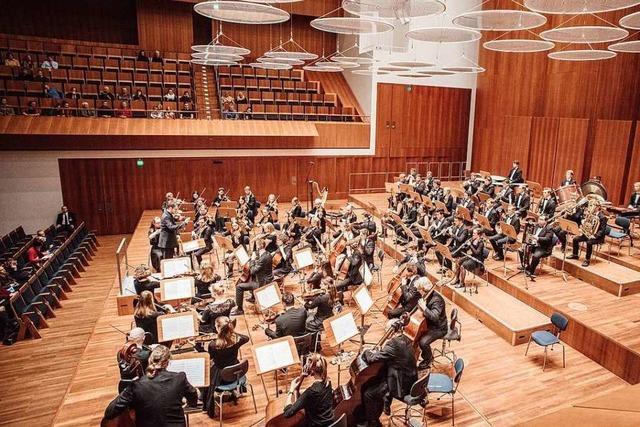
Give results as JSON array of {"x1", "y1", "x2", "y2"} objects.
[
  {"x1": 223, "y1": 103, "x2": 237, "y2": 120},
  {"x1": 179, "y1": 90, "x2": 192, "y2": 103},
  {"x1": 236, "y1": 91, "x2": 246, "y2": 104},
  {"x1": 164, "y1": 105, "x2": 175, "y2": 119},
  {"x1": 60, "y1": 101, "x2": 72, "y2": 117},
  {"x1": 40, "y1": 55, "x2": 59, "y2": 70},
  {"x1": 137, "y1": 50, "x2": 149, "y2": 62},
  {"x1": 66, "y1": 86, "x2": 81, "y2": 100},
  {"x1": 117, "y1": 101, "x2": 132, "y2": 118},
  {"x1": 56, "y1": 205, "x2": 76, "y2": 235},
  {"x1": 150, "y1": 103, "x2": 164, "y2": 119},
  {"x1": 151, "y1": 50, "x2": 163, "y2": 63},
  {"x1": 99, "y1": 86, "x2": 115, "y2": 100},
  {"x1": 4, "y1": 52, "x2": 20, "y2": 68},
  {"x1": 0, "y1": 98, "x2": 16, "y2": 116},
  {"x1": 179, "y1": 102, "x2": 194, "y2": 119},
  {"x1": 97, "y1": 100, "x2": 113, "y2": 118},
  {"x1": 26, "y1": 239, "x2": 47, "y2": 267},
  {"x1": 20, "y1": 55, "x2": 35, "y2": 79},
  {"x1": 33, "y1": 69, "x2": 49, "y2": 82},
  {"x1": 78, "y1": 101, "x2": 96, "y2": 118},
  {"x1": 22, "y1": 100, "x2": 40, "y2": 116},
  {"x1": 4, "y1": 259, "x2": 29, "y2": 284},
  {"x1": 132, "y1": 89, "x2": 146, "y2": 102},
  {"x1": 117, "y1": 87, "x2": 131, "y2": 101},
  {"x1": 222, "y1": 92, "x2": 235, "y2": 108},
  {"x1": 43, "y1": 84, "x2": 63, "y2": 99},
  {"x1": 163, "y1": 88, "x2": 176, "y2": 102},
  {"x1": 243, "y1": 106, "x2": 252, "y2": 120}
]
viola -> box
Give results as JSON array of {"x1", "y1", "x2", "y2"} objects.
[{"x1": 382, "y1": 275, "x2": 403, "y2": 317}]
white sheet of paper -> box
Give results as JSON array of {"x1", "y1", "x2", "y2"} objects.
[
  {"x1": 167, "y1": 357, "x2": 206, "y2": 387},
  {"x1": 256, "y1": 284, "x2": 280, "y2": 310},
  {"x1": 162, "y1": 257, "x2": 192, "y2": 278},
  {"x1": 294, "y1": 248, "x2": 314, "y2": 269},
  {"x1": 182, "y1": 239, "x2": 204, "y2": 253},
  {"x1": 163, "y1": 277, "x2": 194, "y2": 300},
  {"x1": 235, "y1": 246, "x2": 250, "y2": 266},
  {"x1": 161, "y1": 314, "x2": 195, "y2": 341},
  {"x1": 362, "y1": 263, "x2": 373, "y2": 287},
  {"x1": 255, "y1": 340, "x2": 294, "y2": 373},
  {"x1": 330, "y1": 313, "x2": 358, "y2": 345},
  {"x1": 123, "y1": 276, "x2": 136, "y2": 295},
  {"x1": 354, "y1": 286, "x2": 374, "y2": 314}
]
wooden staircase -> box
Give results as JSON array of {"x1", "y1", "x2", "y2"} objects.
[{"x1": 193, "y1": 65, "x2": 220, "y2": 119}]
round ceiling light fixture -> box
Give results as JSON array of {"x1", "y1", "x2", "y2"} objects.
[
  {"x1": 257, "y1": 56, "x2": 305, "y2": 65},
  {"x1": 194, "y1": 1, "x2": 290, "y2": 24},
  {"x1": 264, "y1": 50, "x2": 319, "y2": 61},
  {"x1": 191, "y1": 44, "x2": 251, "y2": 56},
  {"x1": 406, "y1": 26, "x2": 482, "y2": 43},
  {"x1": 540, "y1": 26, "x2": 629, "y2": 44},
  {"x1": 453, "y1": 10, "x2": 547, "y2": 31},
  {"x1": 331, "y1": 55, "x2": 377, "y2": 65},
  {"x1": 387, "y1": 60, "x2": 435, "y2": 68},
  {"x1": 608, "y1": 40, "x2": 640, "y2": 53},
  {"x1": 342, "y1": 0, "x2": 446, "y2": 20},
  {"x1": 483, "y1": 39, "x2": 555, "y2": 52},
  {"x1": 524, "y1": 0, "x2": 640, "y2": 15},
  {"x1": 303, "y1": 64, "x2": 345, "y2": 72},
  {"x1": 620, "y1": 11, "x2": 640, "y2": 29},
  {"x1": 249, "y1": 61, "x2": 293, "y2": 70},
  {"x1": 191, "y1": 52, "x2": 245, "y2": 62},
  {"x1": 440, "y1": 65, "x2": 486, "y2": 73},
  {"x1": 548, "y1": 49, "x2": 617, "y2": 61},
  {"x1": 191, "y1": 58, "x2": 238, "y2": 66},
  {"x1": 416, "y1": 69, "x2": 455, "y2": 75},
  {"x1": 311, "y1": 17, "x2": 394, "y2": 34}
]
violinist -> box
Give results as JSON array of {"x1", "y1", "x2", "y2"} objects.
[
  {"x1": 161, "y1": 192, "x2": 174, "y2": 211},
  {"x1": 212, "y1": 187, "x2": 228, "y2": 207},
  {"x1": 273, "y1": 234, "x2": 294, "y2": 279},
  {"x1": 386, "y1": 263, "x2": 421, "y2": 319},
  {"x1": 537, "y1": 188, "x2": 557, "y2": 217},
  {"x1": 117, "y1": 327, "x2": 152, "y2": 388},
  {"x1": 243, "y1": 186, "x2": 258, "y2": 222},
  {"x1": 264, "y1": 292, "x2": 307, "y2": 342},
  {"x1": 304, "y1": 278, "x2": 338, "y2": 335},
  {"x1": 308, "y1": 198, "x2": 327, "y2": 233},
  {"x1": 289, "y1": 196, "x2": 303, "y2": 218},
  {"x1": 148, "y1": 217, "x2": 162, "y2": 271},
  {"x1": 191, "y1": 190, "x2": 201, "y2": 203},
  {"x1": 231, "y1": 238, "x2": 273, "y2": 316},
  {"x1": 415, "y1": 278, "x2": 448, "y2": 370},
  {"x1": 283, "y1": 354, "x2": 335, "y2": 427},
  {"x1": 452, "y1": 228, "x2": 487, "y2": 290},
  {"x1": 159, "y1": 204, "x2": 189, "y2": 260},
  {"x1": 354, "y1": 211, "x2": 377, "y2": 235},
  {"x1": 265, "y1": 193, "x2": 279, "y2": 215},
  {"x1": 359, "y1": 228, "x2": 377, "y2": 269},
  {"x1": 133, "y1": 265, "x2": 160, "y2": 295},
  {"x1": 261, "y1": 222, "x2": 279, "y2": 253},
  {"x1": 194, "y1": 261, "x2": 220, "y2": 298},
  {"x1": 489, "y1": 205, "x2": 521, "y2": 261},
  {"x1": 192, "y1": 216, "x2": 214, "y2": 266},
  {"x1": 194, "y1": 204, "x2": 208, "y2": 223},
  {"x1": 134, "y1": 291, "x2": 165, "y2": 345},
  {"x1": 198, "y1": 283, "x2": 235, "y2": 334},
  {"x1": 304, "y1": 217, "x2": 323, "y2": 252},
  {"x1": 360, "y1": 319, "x2": 418, "y2": 426}
]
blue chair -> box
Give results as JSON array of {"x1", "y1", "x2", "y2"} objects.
[
  {"x1": 427, "y1": 358, "x2": 464, "y2": 425},
  {"x1": 213, "y1": 359, "x2": 257, "y2": 427},
  {"x1": 389, "y1": 371, "x2": 431, "y2": 426},
  {"x1": 605, "y1": 216, "x2": 633, "y2": 258},
  {"x1": 525, "y1": 312, "x2": 568, "y2": 371}
]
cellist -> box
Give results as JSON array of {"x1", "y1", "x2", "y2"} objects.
[
  {"x1": 415, "y1": 279, "x2": 448, "y2": 370},
  {"x1": 386, "y1": 263, "x2": 421, "y2": 319}
]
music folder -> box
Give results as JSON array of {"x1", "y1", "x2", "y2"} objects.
[
  {"x1": 254, "y1": 283, "x2": 282, "y2": 312},
  {"x1": 159, "y1": 276, "x2": 195, "y2": 302},
  {"x1": 167, "y1": 352, "x2": 210, "y2": 387},
  {"x1": 160, "y1": 257, "x2": 192, "y2": 278},
  {"x1": 293, "y1": 246, "x2": 314, "y2": 270},
  {"x1": 157, "y1": 311, "x2": 198, "y2": 342},
  {"x1": 180, "y1": 238, "x2": 205, "y2": 254},
  {"x1": 323, "y1": 310, "x2": 359, "y2": 347},
  {"x1": 251, "y1": 336, "x2": 300, "y2": 375},
  {"x1": 353, "y1": 284, "x2": 374, "y2": 315}
]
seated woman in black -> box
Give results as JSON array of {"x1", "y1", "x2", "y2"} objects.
[
  {"x1": 196, "y1": 283, "x2": 235, "y2": 334},
  {"x1": 284, "y1": 353, "x2": 335, "y2": 427},
  {"x1": 133, "y1": 265, "x2": 160, "y2": 295},
  {"x1": 134, "y1": 291, "x2": 163, "y2": 345},
  {"x1": 194, "y1": 261, "x2": 220, "y2": 298}
]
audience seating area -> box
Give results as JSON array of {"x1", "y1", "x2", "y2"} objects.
[
  {"x1": 0, "y1": 226, "x2": 34, "y2": 264},
  {"x1": 216, "y1": 65, "x2": 358, "y2": 122},
  {"x1": 6, "y1": 223, "x2": 98, "y2": 340},
  {"x1": 0, "y1": 39, "x2": 196, "y2": 118}
]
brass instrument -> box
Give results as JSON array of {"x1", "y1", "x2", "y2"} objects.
[{"x1": 580, "y1": 199, "x2": 602, "y2": 239}]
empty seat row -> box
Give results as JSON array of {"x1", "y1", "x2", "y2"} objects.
[
  {"x1": 217, "y1": 66, "x2": 303, "y2": 81},
  {"x1": 0, "y1": 226, "x2": 31, "y2": 260},
  {"x1": 229, "y1": 104, "x2": 356, "y2": 122},
  {"x1": 219, "y1": 76, "x2": 318, "y2": 93}
]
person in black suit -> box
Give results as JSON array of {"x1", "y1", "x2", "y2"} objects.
[
  {"x1": 360, "y1": 318, "x2": 418, "y2": 425},
  {"x1": 265, "y1": 292, "x2": 307, "y2": 340},
  {"x1": 521, "y1": 216, "x2": 555, "y2": 278},
  {"x1": 104, "y1": 345, "x2": 198, "y2": 427},
  {"x1": 192, "y1": 216, "x2": 214, "y2": 266},
  {"x1": 443, "y1": 216, "x2": 470, "y2": 271},
  {"x1": 416, "y1": 278, "x2": 448, "y2": 370},
  {"x1": 626, "y1": 182, "x2": 640, "y2": 217},
  {"x1": 483, "y1": 198, "x2": 503, "y2": 236},
  {"x1": 334, "y1": 243, "x2": 364, "y2": 299},
  {"x1": 147, "y1": 217, "x2": 163, "y2": 272},
  {"x1": 231, "y1": 238, "x2": 273, "y2": 315},
  {"x1": 513, "y1": 185, "x2": 531, "y2": 217},
  {"x1": 497, "y1": 183, "x2": 514, "y2": 204},
  {"x1": 158, "y1": 204, "x2": 189, "y2": 260},
  {"x1": 359, "y1": 229, "x2": 377, "y2": 269},
  {"x1": 55, "y1": 206, "x2": 76, "y2": 236},
  {"x1": 304, "y1": 279, "x2": 337, "y2": 335},
  {"x1": 304, "y1": 217, "x2": 323, "y2": 252},
  {"x1": 560, "y1": 170, "x2": 576, "y2": 187},
  {"x1": 394, "y1": 198, "x2": 417, "y2": 242},
  {"x1": 273, "y1": 234, "x2": 295, "y2": 279},
  {"x1": 490, "y1": 205, "x2": 521, "y2": 260},
  {"x1": 568, "y1": 202, "x2": 608, "y2": 267},
  {"x1": 386, "y1": 263, "x2": 421, "y2": 319},
  {"x1": 457, "y1": 194, "x2": 476, "y2": 216},
  {"x1": 507, "y1": 160, "x2": 524, "y2": 184},
  {"x1": 243, "y1": 186, "x2": 258, "y2": 222},
  {"x1": 453, "y1": 228, "x2": 487, "y2": 289},
  {"x1": 354, "y1": 212, "x2": 377, "y2": 235},
  {"x1": 537, "y1": 188, "x2": 557, "y2": 217}
]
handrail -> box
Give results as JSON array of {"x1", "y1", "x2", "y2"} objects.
[
  {"x1": 348, "y1": 172, "x2": 405, "y2": 194},
  {"x1": 115, "y1": 237, "x2": 129, "y2": 294}
]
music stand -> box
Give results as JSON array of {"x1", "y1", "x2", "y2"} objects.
[
  {"x1": 167, "y1": 352, "x2": 211, "y2": 388},
  {"x1": 180, "y1": 238, "x2": 206, "y2": 269},
  {"x1": 159, "y1": 276, "x2": 195, "y2": 302},
  {"x1": 352, "y1": 284, "x2": 375, "y2": 346},
  {"x1": 435, "y1": 243, "x2": 454, "y2": 280},
  {"x1": 160, "y1": 257, "x2": 192, "y2": 279},
  {"x1": 477, "y1": 192, "x2": 491, "y2": 204},
  {"x1": 456, "y1": 206, "x2": 472, "y2": 223},
  {"x1": 385, "y1": 182, "x2": 396, "y2": 194},
  {"x1": 558, "y1": 218, "x2": 580, "y2": 283},
  {"x1": 474, "y1": 213, "x2": 491, "y2": 233},
  {"x1": 433, "y1": 201, "x2": 448, "y2": 215},
  {"x1": 294, "y1": 217, "x2": 310, "y2": 229},
  {"x1": 398, "y1": 183, "x2": 412, "y2": 194},
  {"x1": 157, "y1": 311, "x2": 198, "y2": 342},
  {"x1": 493, "y1": 222, "x2": 520, "y2": 276},
  {"x1": 254, "y1": 283, "x2": 283, "y2": 314},
  {"x1": 417, "y1": 225, "x2": 435, "y2": 262},
  {"x1": 251, "y1": 336, "x2": 300, "y2": 397}
]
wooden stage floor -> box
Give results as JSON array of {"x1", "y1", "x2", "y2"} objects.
[{"x1": 0, "y1": 203, "x2": 634, "y2": 427}]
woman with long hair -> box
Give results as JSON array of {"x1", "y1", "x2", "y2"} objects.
[
  {"x1": 197, "y1": 283, "x2": 235, "y2": 333},
  {"x1": 194, "y1": 261, "x2": 220, "y2": 297},
  {"x1": 104, "y1": 345, "x2": 198, "y2": 427},
  {"x1": 134, "y1": 291, "x2": 163, "y2": 345}
]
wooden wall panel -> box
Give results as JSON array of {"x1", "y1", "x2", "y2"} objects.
[
  {"x1": 625, "y1": 129, "x2": 640, "y2": 202},
  {"x1": 590, "y1": 120, "x2": 633, "y2": 205},
  {"x1": 500, "y1": 116, "x2": 532, "y2": 174},
  {"x1": 0, "y1": 0, "x2": 138, "y2": 45},
  {"x1": 527, "y1": 117, "x2": 559, "y2": 186},
  {"x1": 552, "y1": 118, "x2": 589, "y2": 187},
  {"x1": 136, "y1": 0, "x2": 194, "y2": 53}
]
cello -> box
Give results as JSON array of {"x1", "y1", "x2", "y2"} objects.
[{"x1": 403, "y1": 287, "x2": 435, "y2": 353}]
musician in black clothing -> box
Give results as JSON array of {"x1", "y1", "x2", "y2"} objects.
[
  {"x1": 452, "y1": 228, "x2": 487, "y2": 289},
  {"x1": 133, "y1": 265, "x2": 160, "y2": 295},
  {"x1": 231, "y1": 238, "x2": 274, "y2": 315},
  {"x1": 442, "y1": 216, "x2": 470, "y2": 271},
  {"x1": 560, "y1": 170, "x2": 576, "y2": 187},
  {"x1": 537, "y1": 188, "x2": 557, "y2": 217},
  {"x1": 192, "y1": 216, "x2": 214, "y2": 265},
  {"x1": 243, "y1": 186, "x2": 258, "y2": 222},
  {"x1": 158, "y1": 204, "x2": 189, "y2": 260},
  {"x1": 395, "y1": 248, "x2": 427, "y2": 277},
  {"x1": 360, "y1": 319, "x2": 418, "y2": 426},
  {"x1": 414, "y1": 175, "x2": 427, "y2": 195},
  {"x1": 479, "y1": 176, "x2": 495, "y2": 195},
  {"x1": 304, "y1": 217, "x2": 323, "y2": 251},
  {"x1": 483, "y1": 198, "x2": 503, "y2": 236},
  {"x1": 304, "y1": 280, "x2": 337, "y2": 334},
  {"x1": 308, "y1": 199, "x2": 327, "y2": 233},
  {"x1": 490, "y1": 205, "x2": 521, "y2": 260},
  {"x1": 359, "y1": 229, "x2": 377, "y2": 269},
  {"x1": 273, "y1": 234, "x2": 295, "y2": 279},
  {"x1": 507, "y1": 160, "x2": 524, "y2": 184},
  {"x1": 513, "y1": 185, "x2": 531, "y2": 218},
  {"x1": 457, "y1": 194, "x2": 476, "y2": 216},
  {"x1": 335, "y1": 243, "x2": 364, "y2": 297},
  {"x1": 265, "y1": 292, "x2": 307, "y2": 341},
  {"x1": 496, "y1": 183, "x2": 514, "y2": 204},
  {"x1": 521, "y1": 216, "x2": 555, "y2": 278},
  {"x1": 429, "y1": 179, "x2": 444, "y2": 201},
  {"x1": 284, "y1": 354, "x2": 335, "y2": 427},
  {"x1": 387, "y1": 263, "x2": 421, "y2": 319},
  {"x1": 354, "y1": 212, "x2": 377, "y2": 235},
  {"x1": 626, "y1": 182, "x2": 640, "y2": 218},
  {"x1": 147, "y1": 217, "x2": 163, "y2": 272},
  {"x1": 568, "y1": 202, "x2": 607, "y2": 267},
  {"x1": 395, "y1": 198, "x2": 417, "y2": 242},
  {"x1": 415, "y1": 279, "x2": 448, "y2": 370},
  {"x1": 104, "y1": 345, "x2": 199, "y2": 427}
]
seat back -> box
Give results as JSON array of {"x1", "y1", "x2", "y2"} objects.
[
  {"x1": 550, "y1": 312, "x2": 569, "y2": 333},
  {"x1": 219, "y1": 359, "x2": 249, "y2": 385},
  {"x1": 615, "y1": 216, "x2": 631, "y2": 233},
  {"x1": 453, "y1": 358, "x2": 465, "y2": 390},
  {"x1": 293, "y1": 332, "x2": 314, "y2": 356},
  {"x1": 449, "y1": 308, "x2": 459, "y2": 332},
  {"x1": 409, "y1": 371, "x2": 430, "y2": 399}
]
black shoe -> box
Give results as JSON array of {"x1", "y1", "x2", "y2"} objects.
[
  {"x1": 567, "y1": 254, "x2": 578, "y2": 260},
  {"x1": 518, "y1": 265, "x2": 526, "y2": 271},
  {"x1": 417, "y1": 360, "x2": 430, "y2": 370},
  {"x1": 230, "y1": 308, "x2": 244, "y2": 316},
  {"x1": 493, "y1": 255, "x2": 503, "y2": 261},
  {"x1": 582, "y1": 260, "x2": 590, "y2": 267},
  {"x1": 246, "y1": 296, "x2": 255, "y2": 303}
]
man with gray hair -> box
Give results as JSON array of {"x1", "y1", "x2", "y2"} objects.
[{"x1": 415, "y1": 277, "x2": 448, "y2": 370}]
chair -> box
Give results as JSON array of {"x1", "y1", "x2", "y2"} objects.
[
  {"x1": 427, "y1": 358, "x2": 464, "y2": 426},
  {"x1": 605, "y1": 216, "x2": 632, "y2": 258},
  {"x1": 388, "y1": 371, "x2": 431, "y2": 426},
  {"x1": 433, "y1": 308, "x2": 462, "y2": 362},
  {"x1": 212, "y1": 359, "x2": 257, "y2": 427},
  {"x1": 293, "y1": 332, "x2": 314, "y2": 358},
  {"x1": 525, "y1": 312, "x2": 568, "y2": 371}
]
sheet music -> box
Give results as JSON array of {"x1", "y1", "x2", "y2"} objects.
[
  {"x1": 162, "y1": 257, "x2": 192, "y2": 278},
  {"x1": 163, "y1": 277, "x2": 194, "y2": 300},
  {"x1": 160, "y1": 314, "x2": 195, "y2": 341},
  {"x1": 330, "y1": 313, "x2": 358, "y2": 345},
  {"x1": 255, "y1": 340, "x2": 294, "y2": 373},
  {"x1": 182, "y1": 239, "x2": 203, "y2": 253},
  {"x1": 279, "y1": 245, "x2": 287, "y2": 260},
  {"x1": 354, "y1": 286, "x2": 374, "y2": 314},
  {"x1": 362, "y1": 263, "x2": 373, "y2": 287},
  {"x1": 256, "y1": 284, "x2": 280, "y2": 310},
  {"x1": 294, "y1": 248, "x2": 314, "y2": 269},
  {"x1": 122, "y1": 276, "x2": 136, "y2": 295},
  {"x1": 167, "y1": 357, "x2": 206, "y2": 387},
  {"x1": 235, "y1": 246, "x2": 250, "y2": 266}
]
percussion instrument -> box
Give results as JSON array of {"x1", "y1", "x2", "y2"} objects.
[
  {"x1": 555, "y1": 184, "x2": 581, "y2": 205},
  {"x1": 581, "y1": 180, "x2": 608, "y2": 201}
]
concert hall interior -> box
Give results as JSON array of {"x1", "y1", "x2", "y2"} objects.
[{"x1": 2, "y1": 1, "x2": 640, "y2": 426}]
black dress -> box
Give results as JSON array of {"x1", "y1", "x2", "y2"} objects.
[
  {"x1": 206, "y1": 333, "x2": 250, "y2": 387},
  {"x1": 304, "y1": 294, "x2": 333, "y2": 333},
  {"x1": 134, "y1": 311, "x2": 161, "y2": 345},
  {"x1": 199, "y1": 299, "x2": 235, "y2": 333},
  {"x1": 284, "y1": 381, "x2": 335, "y2": 427}
]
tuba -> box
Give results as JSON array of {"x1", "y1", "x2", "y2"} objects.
[{"x1": 579, "y1": 198, "x2": 602, "y2": 239}]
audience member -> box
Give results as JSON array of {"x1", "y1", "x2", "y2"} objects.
[
  {"x1": 117, "y1": 87, "x2": 131, "y2": 101},
  {"x1": 164, "y1": 105, "x2": 175, "y2": 119},
  {"x1": 117, "y1": 101, "x2": 132, "y2": 118},
  {"x1": 179, "y1": 90, "x2": 192, "y2": 103},
  {"x1": 56, "y1": 205, "x2": 76, "y2": 235},
  {"x1": 179, "y1": 103, "x2": 194, "y2": 119},
  {"x1": 20, "y1": 55, "x2": 35, "y2": 79},
  {"x1": 66, "y1": 86, "x2": 81, "y2": 100},
  {"x1": 99, "y1": 86, "x2": 115, "y2": 100},
  {"x1": 22, "y1": 101, "x2": 40, "y2": 116},
  {"x1": 78, "y1": 101, "x2": 95, "y2": 118},
  {"x1": 137, "y1": 50, "x2": 149, "y2": 62},
  {"x1": 150, "y1": 103, "x2": 164, "y2": 119},
  {"x1": 4, "y1": 52, "x2": 20, "y2": 67},
  {"x1": 40, "y1": 55, "x2": 59, "y2": 70},
  {"x1": 97, "y1": 100, "x2": 114, "y2": 118},
  {"x1": 151, "y1": 50, "x2": 163, "y2": 63},
  {"x1": 243, "y1": 106, "x2": 252, "y2": 119},
  {"x1": 236, "y1": 91, "x2": 246, "y2": 104},
  {"x1": 222, "y1": 92, "x2": 235, "y2": 108},
  {"x1": 132, "y1": 89, "x2": 146, "y2": 102},
  {"x1": 4, "y1": 259, "x2": 29, "y2": 284},
  {"x1": 0, "y1": 98, "x2": 15, "y2": 116},
  {"x1": 33, "y1": 69, "x2": 49, "y2": 82},
  {"x1": 163, "y1": 88, "x2": 176, "y2": 102},
  {"x1": 53, "y1": 101, "x2": 72, "y2": 117},
  {"x1": 43, "y1": 84, "x2": 63, "y2": 99}
]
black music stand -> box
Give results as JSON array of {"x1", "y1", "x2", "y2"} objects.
[{"x1": 557, "y1": 218, "x2": 580, "y2": 283}]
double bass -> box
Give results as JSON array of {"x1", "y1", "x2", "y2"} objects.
[{"x1": 403, "y1": 287, "x2": 434, "y2": 354}]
